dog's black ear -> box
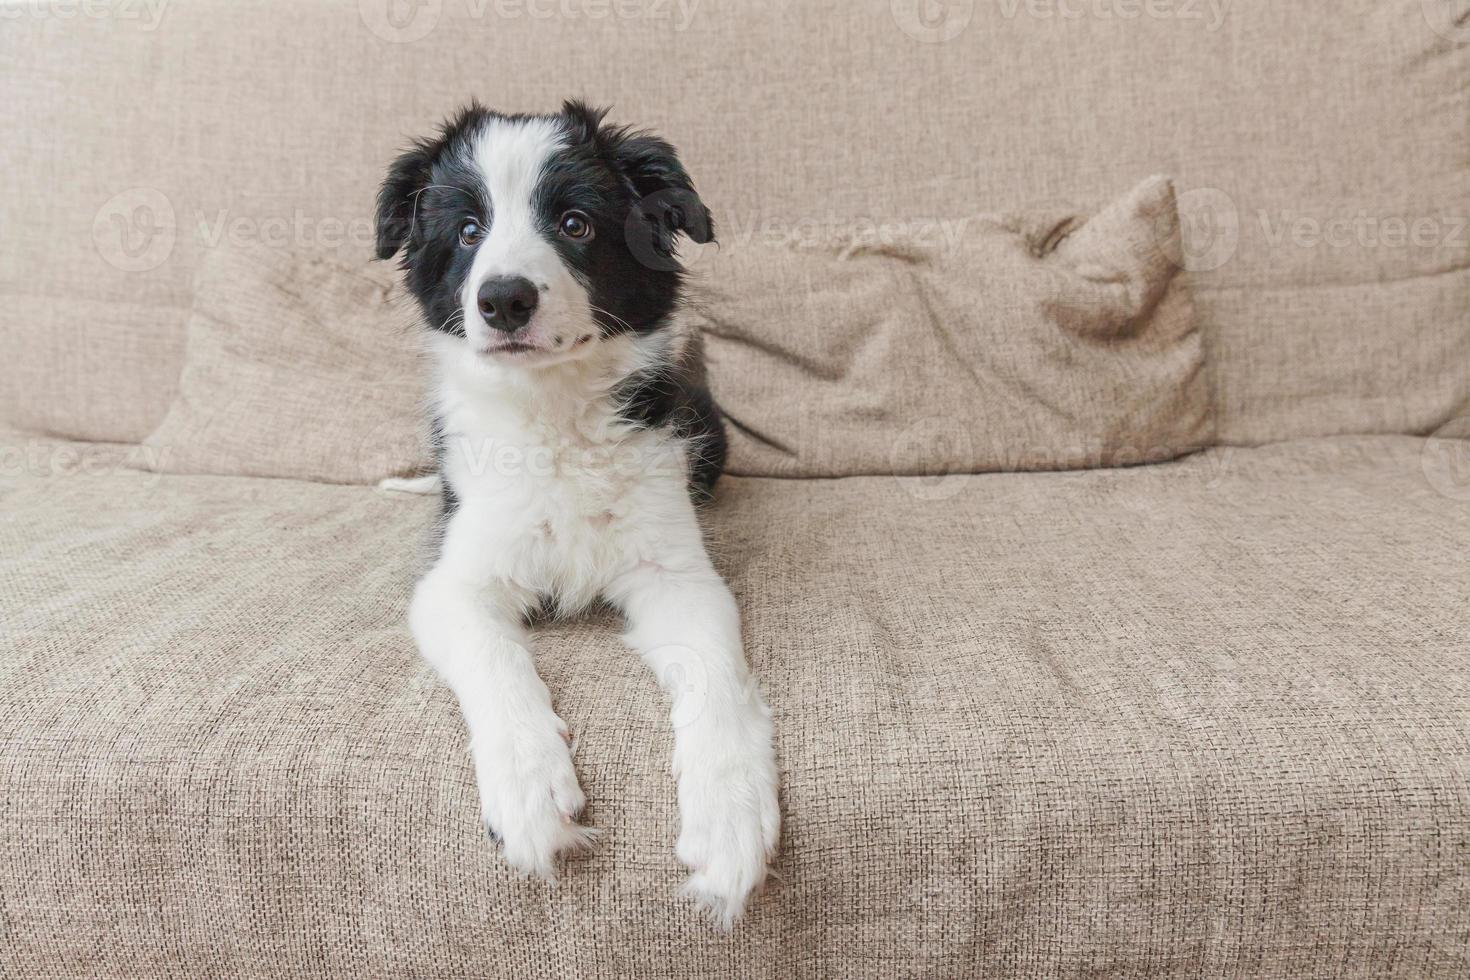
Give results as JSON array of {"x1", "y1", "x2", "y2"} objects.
[
  {"x1": 562, "y1": 99, "x2": 611, "y2": 147},
  {"x1": 376, "y1": 104, "x2": 488, "y2": 259},
  {"x1": 565, "y1": 99, "x2": 714, "y2": 248},
  {"x1": 375, "y1": 141, "x2": 434, "y2": 260},
  {"x1": 613, "y1": 133, "x2": 715, "y2": 246}
]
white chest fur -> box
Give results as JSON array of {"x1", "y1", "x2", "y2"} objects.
[
  {"x1": 433, "y1": 340, "x2": 694, "y2": 613},
  {"x1": 411, "y1": 334, "x2": 776, "y2": 930}
]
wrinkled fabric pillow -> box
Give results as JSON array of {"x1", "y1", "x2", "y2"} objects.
[
  {"x1": 142, "y1": 178, "x2": 1208, "y2": 486},
  {"x1": 141, "y1": 245, "x2": 429, "y2": 485},
  {"x1": 692, "y1": 176, "x2": 1214, "y2": 478}
]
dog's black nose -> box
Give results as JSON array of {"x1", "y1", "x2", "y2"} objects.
[{"x1": 477, "y1": 276, "x2": 538, "y2": 332}]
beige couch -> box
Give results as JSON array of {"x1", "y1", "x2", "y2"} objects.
[{"x1": 2, "y1": 1, "x2": 1468, "y2": 976}]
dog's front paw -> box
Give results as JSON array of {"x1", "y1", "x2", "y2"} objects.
[
  {"x1": 471, "y1": 709, "x2": 597, "y2": 879},
  {"x1": 674, "y1": 744, "x2": 780, "y2": 928}
]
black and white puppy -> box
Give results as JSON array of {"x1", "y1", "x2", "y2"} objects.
[{"x1": 375, "y1": 101, "x2": 779, "y2": 925}]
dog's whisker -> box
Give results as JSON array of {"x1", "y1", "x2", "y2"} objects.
[
  {"x1": 410, "y1": 183, "x2": 479, "y2": 200},
  {"x1": 405, "y1": 185, "x2": 482, "y2": 244},
  {"x1": 586, "y1": 304, "x2": 634, "y2": 333}
]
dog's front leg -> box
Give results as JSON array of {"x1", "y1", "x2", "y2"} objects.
[
  {"x1": 608, "y1": 545, "x2": 780, "y2": 927},
  {"x1": 411, "y1": 547, "x2": 596, "y2": 878}
]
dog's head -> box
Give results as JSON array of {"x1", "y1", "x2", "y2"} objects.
[{"x1": 376, "y1": 101, "x2": 712, "y2": 370}]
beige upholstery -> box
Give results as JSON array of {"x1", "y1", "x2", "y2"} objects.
[
  {"x1": 702, "y1": 175, "x2": 1212, "y2": 477},
  {"x1": 134, "y1": 177, "x2": 1206, "y2": 483},
  {"x1": 3, "y1": 1, "x2": 1469, "y2": 975},
  {"x1": 1, "y1": 0, "x2": 1466, "y2": 444},
  {"x1": 2, "y1": 436, "x2": 1468, "y2": 976},
  {"x1": 141, "y1": 243, "x2": 431, "y2": 484}
]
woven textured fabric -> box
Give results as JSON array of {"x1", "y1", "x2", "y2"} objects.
[
  {"x1": 2, "y1": 0, "x2": 1466, "y2": 444},
  {"x1": 2, "y1": 437, "x2": 1467, "y2": 977},
  {"x1": 701, "y1": 175, "x2": 1211, "y2": 477},
  {"x1": 137, "y1": 178, "x2": 1208, "y2": 483},
  {"x1": 140, "y1": 243, "x2": 430, "y2": 485}
]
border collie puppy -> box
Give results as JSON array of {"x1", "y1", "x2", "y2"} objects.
[{"x1": 375, "y1": 101, "x2": 779, "y2": 926}]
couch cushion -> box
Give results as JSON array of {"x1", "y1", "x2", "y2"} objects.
[
  {"x1": 702, "y1": 175, "x2": 1212, "y2": 477},
  {"x1": 3, "y1": 1, "x2": 1466, "y2": 445},
  {"x1": 133, "y1": 175, "x2": 1208, "y2": 484},
  {"x1": 1, "y1": 437, "x2": 1467, "y2": 977},
  {"x1": 140, "y1": 243, "x2": 430, "y2": 485}
]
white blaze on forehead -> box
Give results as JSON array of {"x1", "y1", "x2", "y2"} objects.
[
  {"x1": 456, "y1": 115, "x2": 598, "y2": 361},
  {"x1": 465, "y1": 116, "x2": 567, "y2": 287}
]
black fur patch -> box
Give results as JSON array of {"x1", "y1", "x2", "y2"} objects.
[{"x1": 614, "y1": 335, "x2": 728, "y2": 499}]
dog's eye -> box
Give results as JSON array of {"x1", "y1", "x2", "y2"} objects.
[
  {"x1": 458, "y1": 220, "x2": 481, "y2": 246},
  {"x1": 559, "y1": 211, "x2": 593, "y2": 241}
]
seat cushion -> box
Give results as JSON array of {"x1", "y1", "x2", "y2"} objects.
[{"x1": 1, "y1": 437, "x2": 1467, "y2": 977}]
